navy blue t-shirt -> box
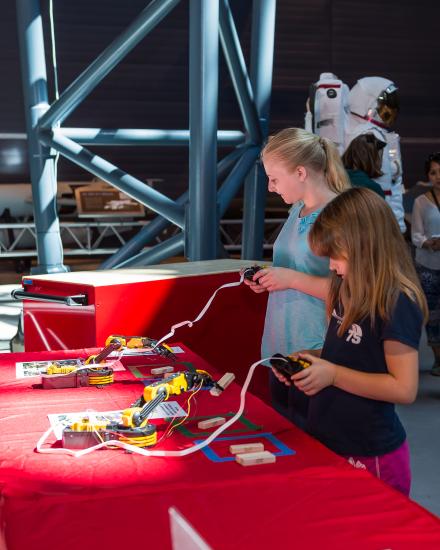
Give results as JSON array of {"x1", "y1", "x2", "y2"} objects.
[{"x1": 306, "y1": 292, "x2": 423, "y2": 456}]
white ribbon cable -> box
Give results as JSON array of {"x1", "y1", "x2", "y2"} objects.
[
  {"x1": 153, "y1": 272, "x2": 245, "y2": 349},
  {"x1": 36, "y1": 356, "x2": 276, "y2": 458}
]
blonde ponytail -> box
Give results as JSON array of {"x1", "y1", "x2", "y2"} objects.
[{"x1": 321, "y1": 137, "x2": 351, "y2": 193}]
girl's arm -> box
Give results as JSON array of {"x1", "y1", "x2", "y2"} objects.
[
  {"x1": 253, "y1": 267, "x2": 330, "y2": 299},
  {"x1": 292, "y1": 340, "x2": 418, "y2": 404}
]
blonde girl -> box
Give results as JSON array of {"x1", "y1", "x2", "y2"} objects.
[{"x1": 245, "y1": 127, "x2": 349, "y2": 427}]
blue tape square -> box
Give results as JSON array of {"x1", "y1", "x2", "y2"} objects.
[{"x1": 194, "y1": 432, "x2": 295, "y2": 463}]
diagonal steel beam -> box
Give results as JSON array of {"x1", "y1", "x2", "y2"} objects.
[
  {"x1": 115, "y1": 233, "x2": 184, "y2": 268},
  {"x1": 100, "y1": 192, "x2": 188, "y2": 269},
  {"x1": 40, "y1": 129, "x2": 185, "y2": 228},
  {"x1": 39, "y1": 0, "x2": 181, "y2": 129},
  {"x1": 219, "y1": 0, "x2": 262, "y2": 144},
  {"x1": 217, "y1": 146, "x2": 260, "y2": 216}
]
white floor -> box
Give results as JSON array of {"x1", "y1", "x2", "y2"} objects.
[{"x1": 0, "y1": 284, "x2": 438, "y2": 517}]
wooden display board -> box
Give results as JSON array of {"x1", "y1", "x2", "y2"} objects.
[{"x1": 74, "y1": 180, "x2": 145, "y2": 217}]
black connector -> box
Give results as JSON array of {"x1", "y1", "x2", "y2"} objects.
[
  {"x1": 270, "y1": 353, "x2": 311, "y2": 379},
  {"x1": 242, "y1": 265, "x2": 263, "y2": 283}
]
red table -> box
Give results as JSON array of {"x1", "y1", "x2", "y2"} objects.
[{"x1": 0, "y1": 347, "x2": 439, "y2": 550}]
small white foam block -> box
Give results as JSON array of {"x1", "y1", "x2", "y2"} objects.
[
  {"x1": 209, "y1": 372, "x2": 235, "y2": 396},
  {"x1": 229, "y1": 442, "x2": 264, "y2": 455},
  {"x1": 197, "y1": 417, "x2": 226, "y2": 430},
  {"x1": 235, "y1": 450, "x2": 276, "y2": 467},
  {"x1": 151, "y1": 366, "x2": 174, "y2": 375}
]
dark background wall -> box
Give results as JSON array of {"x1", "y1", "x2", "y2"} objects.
[{"x1": 1, "y1": 0, "x2": 439, "y2": 195}]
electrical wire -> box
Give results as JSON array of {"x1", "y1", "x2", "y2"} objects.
[
  {"x1": 166, "y1": 380, "x2": 203, "y2": 436},
  {"x1": 153, "y1": 272, "x2": 245, "y2": 349}
]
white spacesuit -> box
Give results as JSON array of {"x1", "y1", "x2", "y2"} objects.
[
  {"x1": 346, "y1": 77, "x2": 405, "y2": 231},
  {"x1": 307, "y1": 74, "x2": 406, "y2": 232}
]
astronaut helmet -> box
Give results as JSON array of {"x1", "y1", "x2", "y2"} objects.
[{"x1": 349, "y1": 77, "x2": 399, "y2": 127}]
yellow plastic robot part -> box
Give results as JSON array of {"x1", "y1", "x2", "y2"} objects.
[
  {"x1": 120, "y1": 407, "x2": 141, "y2": 428},
  {"x1": 84, "y1": 354, "x2": 97, "y2": 365},
  {"x1": 87, "y1": 373, "x2": 114, "y2": 385},
  {"x1": 287, "y1": 355, "x2": 311, "y2": 369},
  {"x1": 118, "y1": 432, "x2": 157, "y2": 447},
  {"x1": 126, "y1": 337, "x2": 145, "y2": 349},
  {"x1": 70, "y1": 418, "x2": 108, "y2": 432},
  {"x1": 46, "y1": 364, "x2": 77, "y2": 375},
  {"x1": 142, "y1": 372, "x2": 189, "y2": 402}
]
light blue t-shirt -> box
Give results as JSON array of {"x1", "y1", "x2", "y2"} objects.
[{"x1": 261, "y1": 201, "x2": 329, "y2": 359}]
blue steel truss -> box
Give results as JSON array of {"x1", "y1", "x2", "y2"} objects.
[{"x1": 16, "y1": 0, "x2": 276, "y2": 272}]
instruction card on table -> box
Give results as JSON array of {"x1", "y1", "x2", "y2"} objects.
[{"x1": 15, "y1": 359, "x2": 125, "y2": 379}]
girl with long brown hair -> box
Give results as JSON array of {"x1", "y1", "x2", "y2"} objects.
[{"x1": 273, "y1": 187, "x2": 427, "y2": 495}]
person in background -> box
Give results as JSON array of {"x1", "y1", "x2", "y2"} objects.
[
  {"x1": 342, "y1": 133, "x2": 386, "y2": 198},
  {"x1": 411, "y1": 152, "x2": 440, "y2": 375},
  {"x1": 273, "y1": 188, "x2": 427, "y2": 495},
  {"x1": 244, "y1": 127, "x2": 350, "y2": 428}
]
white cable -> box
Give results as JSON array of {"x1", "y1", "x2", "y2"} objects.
[
  {"x1": 35, "y1": 356, "x2": 276, "y2": 458},
  {"x1": 153, "y1": 272, "x2": 245, "y2": 349}
]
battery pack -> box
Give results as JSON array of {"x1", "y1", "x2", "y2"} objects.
[{"x1": 41, "y1": 366, "x2": 114, "y2": 389}]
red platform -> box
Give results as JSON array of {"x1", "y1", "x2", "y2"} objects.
[{"x1": 0, "y1": 346, "x2": 439, "y2": 550}]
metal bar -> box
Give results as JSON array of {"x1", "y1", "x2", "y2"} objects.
[
  {"x1": 60, "y1": 128, "x2": 245, "y2": 146},
  {"x1": 16, "y1": 0, "x2": 68, "y2": 274},
  {"x1": 187, "y1": 0, "x2": 219, "y2": 260},
  {"x1": 41, "y1": 130, "x2": 185, "y2": 228},
  {"x1": 11, "y1": 289, "x2": 88, "y2": 306},
  {"x1": 100, "y1": 146, "x2": 246, "y2": 269},
  {"x1": 217, "y1": 147, "x2": 260, "y2": 216},
  {"x1": 219, "y1": 0, "x2": 262, "y2": 144},
  {"x1": 39, "y1": 0, "x2": 181, "y2": 129},
  {"x1": 116, "y1": 233, "x2": 184, "y2": 268},
  {"x1": 242, "y1": 0, "x2": 276, "y2": 260}
]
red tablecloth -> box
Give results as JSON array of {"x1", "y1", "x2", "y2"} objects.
[{"x1": 0, "y1": 346, "x2": 439, "y2": 550}]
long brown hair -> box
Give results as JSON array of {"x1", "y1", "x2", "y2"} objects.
[
  {"x1": 342, "y1": 133, "x2": 384, "y2": 178},
  {"x1": 262, "y1": 128, "x2": 350, "y2": 193},
  {"x1": 309, "y1": 187, "x2": 428, "y2": 335}
]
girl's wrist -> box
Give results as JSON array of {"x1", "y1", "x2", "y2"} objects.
[
  {"x1": 288, "y1": 268, "x2": 298, "y2": 289},
  {"x1": 331, "y1": 364, "x2": 339, "y2": 386}
]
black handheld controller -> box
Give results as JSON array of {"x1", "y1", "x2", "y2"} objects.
[
  {"x1": 270, "y1": 353, "x2": 311, "y2": 379},
  {"x1": 242, "y1": 265, "x2": 263, "y2": 283}
]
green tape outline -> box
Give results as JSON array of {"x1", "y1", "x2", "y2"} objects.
[{"x1": 177, "y1": 412, "x2": 262, "y2": 437}]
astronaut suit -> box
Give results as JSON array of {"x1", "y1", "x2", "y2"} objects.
[{"x1": 307, "y1": 74, "x2": 406, "y2": 232}]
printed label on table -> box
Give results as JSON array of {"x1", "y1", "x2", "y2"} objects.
[{"x1": 15, "y1": 359, "x2": 125, "y2": 379}]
